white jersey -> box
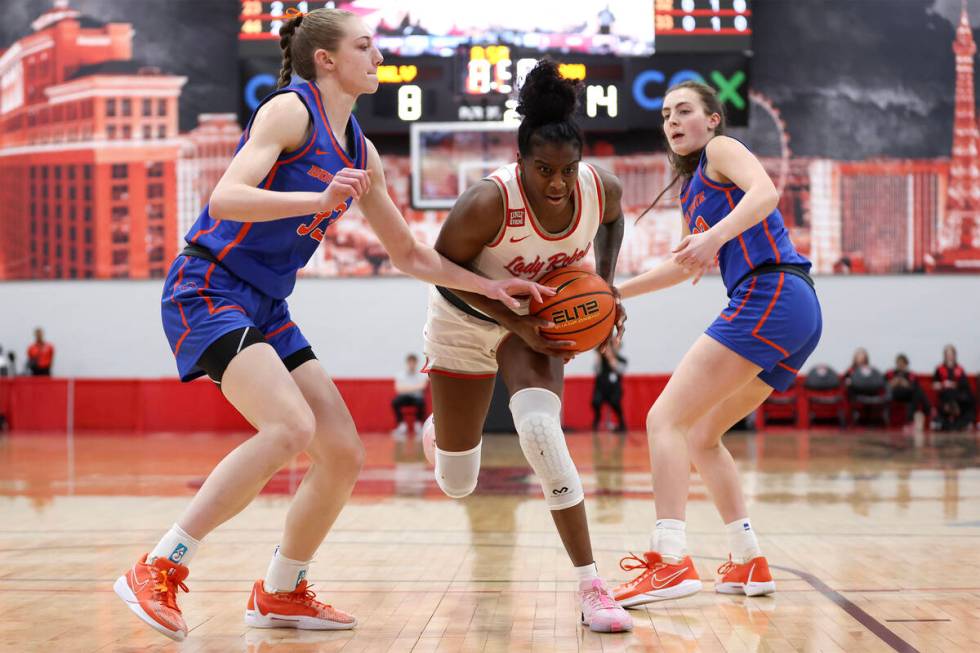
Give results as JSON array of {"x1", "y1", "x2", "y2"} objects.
[{"x1": 471, "y1": 162, "x2": 604, "y2": 283}]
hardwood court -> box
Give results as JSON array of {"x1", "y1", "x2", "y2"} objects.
[{"x1": 1, "y1": 427, "x2": 978, "y2": 652}]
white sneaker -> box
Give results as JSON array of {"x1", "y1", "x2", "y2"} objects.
[{"x1": 421, "y1": 414, "x2": 435, "y2": 465}]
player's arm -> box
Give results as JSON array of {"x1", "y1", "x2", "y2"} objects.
[
  {"x1": 702, "y1": 136, "x2": 780, "y2": 242},
  {"x1": 356, "y1": 140, "x2": 551, "y2": 308},
  {"x1": 432, "y1": 181, "x2": 521, "y2": 323},
  {"x1": 592, "y1": 166, "x2": 624, "y2": 286},
  {"x1": 437, "y1": 182, "x2": 575, "y2": 357},
  {"x1": 208, "y1": 93, "x2": 369, "y2": 222},
  {"x1": 671, "y1": 136, "x2": 779, "y2": 281},
  {"x1": 591, "y1": 165, "x2": 627, "y2": 351},
  {"x1": 618, "y1": 216, "x2": 694, "y2": 299}
]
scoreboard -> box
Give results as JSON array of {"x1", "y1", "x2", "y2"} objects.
[
  {"x1": 238, "y1": 1, "x2": 752, "y2": 133},
  {"x1": 654, "y1": 0, "x2": 752, "y2": 52}
]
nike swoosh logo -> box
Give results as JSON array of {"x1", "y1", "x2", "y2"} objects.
[
  {"x1": 554, "y1": 278, "x2": 577, "y2": 294},
  {"x1": 132, "y1": 571, "x2": 151, "y2": 592},
  {"x1": 509, "y1": 235, "x2": 530, "y2": 243},
  {"x1": 315, "y1": 149, "x2": 330, "y2": 155},
  {"x1": 746, "y1": 563, "x2": 755, "y2": 586},
  {"x1": 650, "y1": 567, "x2": 687, "y2": 588}
]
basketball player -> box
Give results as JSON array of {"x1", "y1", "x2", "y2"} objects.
[
  {"x1": 419, "y1": 60, "x2": 632, "y2": 633},
  {"x1": 611, "y1": 81, "x2": 821, "y2": 606},
  {"x1": 113, "y1": 8, "x2": 550, "y2": 642}
]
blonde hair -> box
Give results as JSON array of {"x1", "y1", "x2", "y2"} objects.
[{"x1": 277, "y1": 8, "x2": 356, "y2": 88}]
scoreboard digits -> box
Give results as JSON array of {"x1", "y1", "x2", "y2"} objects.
[{"x1": 654, "y1": 0, "x2": 751, "y2": 52}]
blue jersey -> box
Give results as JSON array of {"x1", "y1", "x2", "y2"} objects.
[
  {"x1": 185, "y1": 81, "x2": 368, "y2": 299},
  {"x1": 680, "y1": 146, "x2": 809, "y2": 297}
]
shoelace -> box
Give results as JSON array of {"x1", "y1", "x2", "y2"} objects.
[
  {"x1": 618, "y1": 553, "x2": 667, "y2": 589},
  {"x1": 284, "y1": 581, "x2": 334, "y2": 610},
  {"x1": 583, "y1": 584, "x2": 618, "y2": 611},
  {"x1": 717, "y1": 557, "x2": 737, "y2": 576},
  {"x1": 152, "y1": 567, "x2": 189, "y2": 611}
]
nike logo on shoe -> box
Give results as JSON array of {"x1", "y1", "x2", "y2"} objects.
[{"x1": 650, "y1": 567, "x2": 688, "y2": 588}]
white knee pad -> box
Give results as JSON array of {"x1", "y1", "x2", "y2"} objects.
[
  {"x1": 434, "y1": 441, "x2": 481, "y2": 498},
  {"x1": 510, "y1": 388, "x2": 584, "y2": 511}
]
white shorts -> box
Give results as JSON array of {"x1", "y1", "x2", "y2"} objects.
[{"x1": 422, "y1": 287, "x2": 511, "y2": 377}]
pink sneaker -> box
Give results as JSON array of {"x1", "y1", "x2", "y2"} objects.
[{"x1": 578, "y1": 578, "x2": 633, "y2": 633}]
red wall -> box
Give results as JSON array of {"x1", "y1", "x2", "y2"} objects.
[{"x1": 0, "y1": 375, "x2": 670, "y2": 434}]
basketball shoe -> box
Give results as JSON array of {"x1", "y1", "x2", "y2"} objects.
[
  {"x1": 245, "y1": 579, "x2": 357, "y2": 630},
  {"x1": 114, "y1": 553, "x2": 190, "y2": 641},
  {"x1": 612, "y1": 551, "x2": 702, "y2": 608},
  {"x1": 578, "y1": 578, "x2": 633, "y2": 632},
  {"x1": 421, "y1": 414, "x2": 436, "y2": 465},
  {"x1": 715, "y1": 555, "x2": 775, "y2": 596}
]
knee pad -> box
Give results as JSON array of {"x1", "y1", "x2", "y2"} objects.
[
  {"x1": 510, "y1": 388, "x2": 584, "y2": 510},
  {"x1": 434, "y1": 441, "x2": 481, "y2": 498}
]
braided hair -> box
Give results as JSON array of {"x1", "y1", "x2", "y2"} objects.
[{"x1": 277, "y1": 8, "x2": 355, "y2": 88}]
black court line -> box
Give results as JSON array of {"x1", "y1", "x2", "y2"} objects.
[{"x1": 773, "y1": 563, "x2": 920, "y2": 653}]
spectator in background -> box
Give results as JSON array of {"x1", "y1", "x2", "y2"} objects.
[
  {"x1": 886, "y1": 354, "x2": 930, "y2": 432},
  {"x1": 26, "y1": 328, "x2": 54, "y2": 376},
  {"x1": 932, "y1": 344, "x2": 976, "y2": 431},
  {"x1": 843, "y1": 347, "x2": 888, "y2": 425},
  {"x1": 592, "y1": 341, "x2": 627, "y2": 433},
  {"x1": 392, "y1": 353, "x2": 427, "y2": 437},
  {"x1": 843, "y1": 347, "x2": 877, "y2": 398}
]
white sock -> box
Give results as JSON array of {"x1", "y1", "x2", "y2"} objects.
[
  {"x1": 149, "y1": 523, "x2": 200, "y2": 566},
  {"x1": 264, "y1": 546, "x2": 311, "y2": 593},
  {"x1": 725, "y1": 518, "x2": 762, "y2": 563},
  {"x1": 574, "y1": 561, "x2": 599, "y2": 582},
  {"x1": 651, "y1": 519, "x2": 686, "y2": 563}
]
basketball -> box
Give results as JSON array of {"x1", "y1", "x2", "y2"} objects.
[{"x1": 528, "y1": 267, "x2": 617, "y2": 354}]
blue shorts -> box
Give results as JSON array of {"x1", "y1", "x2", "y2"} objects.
[
  {"x1": 161, "y1": 256, "x2": 310, "y2": 382},
  {"x1": 706, "y1": 272, "x2": 822, "y2": 392}
]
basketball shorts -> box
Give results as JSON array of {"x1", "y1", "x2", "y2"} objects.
[
  {"x1": 161, "y1": 255, "x2": 311, "y2": 382},
  {"x1": 422, "y1": 286, "x2": 510, "y2": 378},
  {"x1": 706, "y1": 271, "x2": 822, "y2": 392}
]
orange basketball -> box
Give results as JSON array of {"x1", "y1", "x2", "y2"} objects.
[{"x1": 528, "y1": 267, "x2": 616, "y2": 354}]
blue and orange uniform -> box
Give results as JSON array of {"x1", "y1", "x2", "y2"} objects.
[
  {"x1": 161, "y1": 81, "x2": 367, "y2": 381},
  {"x1": 681, "y1": 147, "x2": 821, "y2": 391}
]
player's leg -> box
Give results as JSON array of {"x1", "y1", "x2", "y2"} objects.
[
  {"x1": 612, "y1": 335, "x2": 761, "y2": 608},
  {"x1": 244, "y1": 355, "x2": 364, "y2": 630},
  {"x1": 116, "y1": 337, "x2": 317, "y2": 641},
  {"x1": 685, "y1": 377, "x2": 776, "y2": 596},
  {"x1": 497, "y1": 337, "x2": 632, "y2": 633},
  {"x1": 420, "y1": 288, "x2": 499, "y2": 496},
  {"x1": 427, "y1": 372, "x2": 495, "y2": 497}
]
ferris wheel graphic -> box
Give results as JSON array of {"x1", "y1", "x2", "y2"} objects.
[{"x1": 745, "y1": 90, "x2": 791, "y2": 195}]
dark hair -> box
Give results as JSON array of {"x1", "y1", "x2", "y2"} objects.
[
  {"x1": 896, "y1": 353, "x2": 909, "y2": 365},
  {"x1": 277, "y1": 8, "x2": 356, "y2": 89},
  {"x1": 636, "y1": 80, "x2": 727, "y2": 222},
  {"x1": 516, "y1": 59, "x2": 583, "y2": 157}
]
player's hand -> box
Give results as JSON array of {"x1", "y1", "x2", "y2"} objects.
[
  {"x1": 599, "y1": 286, "x2": 626, "y2": 354},
  {"x1": 672, "y1": 230, "x2": 722, "y2": 285},
  {"x1": 479, "y1": 277, "x2": 555, "y2": 309},
  {"x1": 318, "y1": 168, "x2": 372, "y2": 212},
  {"x1": 505, "y1": 314, "x2": 577, "y2": 362}
]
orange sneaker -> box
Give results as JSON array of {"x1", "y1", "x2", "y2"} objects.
[
  {"x1": 245, "y1": 579, "x2": 357, "y2": 630},
  {"x1": 113, "y1": 553, "x2": 190, "y2": 641},
  {"x1": 715, "y1": 556, "x2": 775, "y2": 596},
  {"x1": 612, "y1": 551, "x2": 702, "y2": 608}
]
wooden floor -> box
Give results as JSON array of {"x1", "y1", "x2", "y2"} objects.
[{"x1": 1, "y1": 427, "x2": 979, "y2": 652}]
